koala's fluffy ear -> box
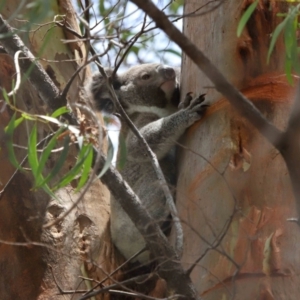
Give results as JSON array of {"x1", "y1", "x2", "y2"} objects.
[{"x1": 90, "y1": 69, "x2": 122, "y2": 114}]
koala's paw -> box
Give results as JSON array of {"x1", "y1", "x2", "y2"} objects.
[
  {"x1": 179, "y1": 93, "x2": 208, "y2": 126},
  {"x1": 180, "y1": 93, "x2": 208, "y2": 112}
]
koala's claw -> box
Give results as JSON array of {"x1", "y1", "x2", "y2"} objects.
[
  {"x1": 189, "y1": 93, "x2": 206, "y2": 108},
  {"x1": 186, "y1": 93, "x2": 209, "y2": 118},
  {"x1": 178, "y1": 92, "x2": 193, "y2": 109},
  {"x1": 179, "y1": 93, "x2": 207, "y2": 110}
]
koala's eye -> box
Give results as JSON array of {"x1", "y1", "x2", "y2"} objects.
[{"x1": 141, "y1": 73, "x2": 151, "y2": 80}]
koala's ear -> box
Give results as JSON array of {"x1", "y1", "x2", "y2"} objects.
[{"x1": 89, "y1": 69, "x2": 122, "y2": 114}]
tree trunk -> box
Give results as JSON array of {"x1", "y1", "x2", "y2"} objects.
[
  {"x1": 178, "y1": 1, "x2": 300, "y2": 299},
  {"x1": 0, "y1": 1, "x2": 111, "y2": 299}
]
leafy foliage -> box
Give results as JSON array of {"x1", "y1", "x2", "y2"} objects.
[
  {"x1": 268, "y1": 5, "x2": 300, "y2": 83},
  {"x1": 238, "y1": 1, "x2": 300, "y2": 84},
  {"x1": 4, "y1": 104, "x2": 97, "y2": 196}
]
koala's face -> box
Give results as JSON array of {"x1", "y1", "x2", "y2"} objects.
[
  {"x1": 117, "y1": 63, "x2": 179, "y2": 111},
  {"x1": 91, "y1": 64, "x2": 180, "y2": 115},
  {"x1": 90, "y1": 63, "x2": 180, "y2": 116}
]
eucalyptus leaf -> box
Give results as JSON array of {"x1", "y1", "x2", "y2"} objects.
[
  {"x1": 76, "y1": 145, "x2": 94, "y2": 191},
  {"x1": 4, "y1": 113, "x2": 24, "y2": 169},
  {"x1": 237, "y1": 0, "x2": 258, "y2": 37},
  {"x1": 51, "y1": 106, "x2": 70, "y2": 118},
  {"x1": 53, "y1": 143, "x2": 91, "y2": 190},
  {"x1": 35, "y1": 127, "x2": 66, "y2": 185},
  {"x1": 28, "y1": 124, "x2": 39, "y2": 179},
  {"x1": 36, "y1": 135, "x2": 70, "y2": 188}
]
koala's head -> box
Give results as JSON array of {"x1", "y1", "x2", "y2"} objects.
[{"x1": 90, "y1": 63, "x2": 180, "y2": 116}]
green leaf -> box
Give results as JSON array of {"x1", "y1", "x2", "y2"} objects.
[
  {"x1": 267, "y1": 5, "x2": 299, "y2": 64},
  {"x1": 36, "y1": 135, "x2": 70, "y2": 187},
  {"x1": 276, "y1": 13, "x2": 288, "y2": 17},
  {"x1": 97, "y1": 135, "x2": 114, "y2": 178},
  {"x1": 99, "y1": 0, "x2": 106, "y2": 14},
  {"x1": 21, "y1": 113, "x2": 38, "y2": 121},
  {"x1": 130, "y1": 46, "x2": 141, "y2": 55},
  {"x1": 35, "y1": 127, "x2": 66, "y2": 185},
  {"x1": 53, "y1": 143, "x2": 90, "y2": 190},
  {"x1": 51, "y1": 106, "x2": 70, "y2": 118},
  {"x1": 4, "y1": 114, "x2": 24, "y2": 169},
  {"x1": 76, "y1": 144, "x2": 93, "y2": 191},
  {"x1": 285, "y1": 59, "x2": 293, "y2": 84},
  {"x1": 237, "y1": 0, "x2": 258, "y2": 37},
  {"x1": 169, "y1": 0, "x2": 184, "y2": 13},
  {"x1": 2, "y1": 88, "x2": 9, "y2": 103},
  {"x1": 4, "y1": 115, "x2": 24, "y2": 133},
  {"x1": 267, "y1": 18, "x2": 288, "y2": 63},
  {"x1": 284, "y1": 17, "x2": 296, "y2": 59},
  {"x1": 28, "y1": 124, "x2": 39, "y2": 179}
]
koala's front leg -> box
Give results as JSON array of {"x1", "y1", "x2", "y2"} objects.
[{"x1": 126, "y1": 94, "x2": 208, "y2": 161}]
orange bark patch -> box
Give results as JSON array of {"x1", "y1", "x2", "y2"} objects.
[{"x1": 187, "y1": 73, "x2": 297, "y2": 140}]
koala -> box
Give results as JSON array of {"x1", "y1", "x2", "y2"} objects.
[{"x1": 90, "y1": 63, "x2": 207, "y2": 263}]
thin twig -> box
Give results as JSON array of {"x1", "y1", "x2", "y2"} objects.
[
  {"x1": 79, "y1": 274, "x2": 156, "y2": 300},
  {"x1": 82, "y1": 247, "x2": 147, "y2": 296}
]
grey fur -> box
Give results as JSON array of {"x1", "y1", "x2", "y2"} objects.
[{"x1": 90, "y1": 63, "x2": 206, "y2": 263}]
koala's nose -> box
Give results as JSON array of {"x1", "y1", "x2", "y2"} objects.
[{"x1": 160, "y1": 65, "x2": 176, "y2": 80}]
